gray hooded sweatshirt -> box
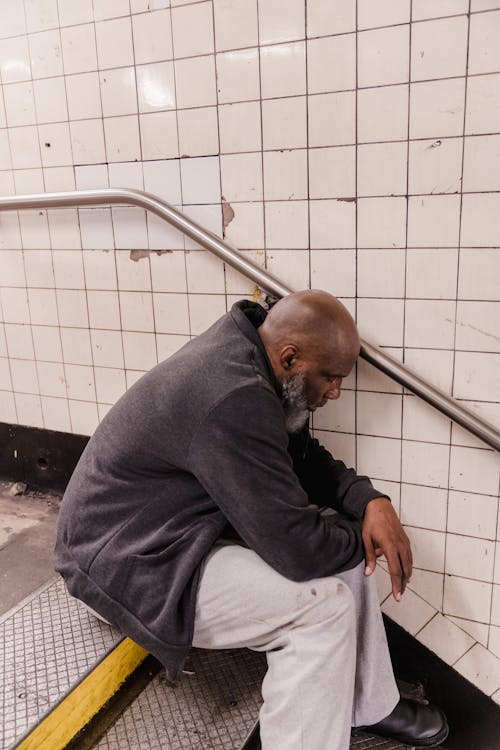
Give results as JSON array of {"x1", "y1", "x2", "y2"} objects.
[{"x1": 54, "y1": 301, "x2": 386, "y2": 681}]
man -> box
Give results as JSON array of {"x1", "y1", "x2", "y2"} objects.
[{"x1": 54, "y1": 290, "x2": 448, "y2": 749}]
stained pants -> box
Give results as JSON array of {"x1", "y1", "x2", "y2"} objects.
[{"x1": 192, "y1": 541, "x2": 399, "y2": 750}]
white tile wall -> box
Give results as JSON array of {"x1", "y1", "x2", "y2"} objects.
[{"x1": 0, "y1": 0, "x2": 499, "y2": 698}]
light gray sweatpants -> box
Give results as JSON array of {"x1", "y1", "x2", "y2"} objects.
[{"x1": 192, "y1": 541, "x2": 400, "y2": 750}]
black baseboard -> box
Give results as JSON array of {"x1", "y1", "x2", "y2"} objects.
[
  {"x1": 2, "y1": 420, "x2": 500, "y2": 748},
  {"x1": 384, "y1": 615, "x2": 500, "y2": 750},
  {"x1": 0, "y1": 421, "x2": 88, "y2": 492}
]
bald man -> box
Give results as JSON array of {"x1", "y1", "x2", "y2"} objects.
[{"x1": 54, "y1": 292, "x2": 448, "y2": 750}]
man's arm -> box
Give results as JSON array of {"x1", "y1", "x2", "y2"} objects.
[{"x1": 289, "y1": 424, "x2": 412, "y2": 599}]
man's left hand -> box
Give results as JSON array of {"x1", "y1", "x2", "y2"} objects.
[{"x1": 362, "y1": 497, "x2": 412, "y2": 601}]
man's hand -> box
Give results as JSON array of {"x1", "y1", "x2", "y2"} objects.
[{"x1": 362, "y1": 497, "x2": 412, "y2": 601}]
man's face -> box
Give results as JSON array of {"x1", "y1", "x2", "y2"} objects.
[{"x1": 280, "y1": 350, "x2": 356, "y2": 432}]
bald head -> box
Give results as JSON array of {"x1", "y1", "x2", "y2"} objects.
[{"x1": 260, "y1": 290, "x2": 360, "y2": 369}]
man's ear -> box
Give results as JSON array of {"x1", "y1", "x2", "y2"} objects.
[{"x1": 280, "y1": 345, "x2": 298, "y2": 371}]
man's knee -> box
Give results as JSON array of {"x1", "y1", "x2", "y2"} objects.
[{"x1": 287, "y1": 575, "x2": 356, "y2": 630}]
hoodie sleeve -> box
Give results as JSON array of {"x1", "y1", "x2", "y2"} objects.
[
  {"x1": 187, "y1": 385, "x2": 365, "y2": 582},
  {"x1": 288, "y1": 425, "x2": 390, "y2": 520}
]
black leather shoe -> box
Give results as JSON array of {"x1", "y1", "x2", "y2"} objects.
[{"x1": 358, "y1": 698, "x2": 449, "y2": 747}]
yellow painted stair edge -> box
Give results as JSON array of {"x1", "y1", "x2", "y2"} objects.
[{"x1": 16, "y1": 637, "x2": 148, "y2": 750}]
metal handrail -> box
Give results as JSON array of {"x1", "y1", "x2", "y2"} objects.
[{"x1": 1, "y1": 188, "x2": 499, "y2": 453}]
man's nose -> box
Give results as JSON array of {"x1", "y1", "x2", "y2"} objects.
[{"x1": 326, "y1": 383, "x2": 341, "y2": 400}]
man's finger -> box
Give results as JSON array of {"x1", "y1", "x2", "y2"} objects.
[
  {"x1": 363, "y1": 535, "x2": 376, "y2": 576},
  {"x1": 386, "y1": 549, "x2": 404, "y2": 601}
]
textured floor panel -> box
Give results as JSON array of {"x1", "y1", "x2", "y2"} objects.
[
  {"x1": 94, "y1": 649, "x2": 413, "y2": 750},
  {"x1": 94, "y1": 648, "x2": 267, "y2": 750},
  {"x1": 0, "y1": 577, "x2": 121, "y2": 749}
]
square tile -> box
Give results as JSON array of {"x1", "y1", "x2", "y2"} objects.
[
  {"x1": 32, "y1": 325, "x2": 62, "y2": 362},
  {"x1": 104, "y1": 115, "x2": 141, "y2": 162},
  {"x1": 309, "y1": 199, "x2": 356, "y2": 249},
  {"x1": 93, "y1": 0, "x2": 130, "y2": 21},
  {"x1": 448, "y1": 491, "x2": 498, "y2": 540},
  {"x1": 99, "y1": 67, "x2": 138, "y2": 118},
  {"x1": 400, "y1": 483, "x2": 448, "y2": 531},
  {"x1": 153, "y1": 292, "x2": 190, "y2": 334},
  {"x1": 3, "y1": 82, "x2": 36, "y2": 127},
  {"x1": 108, "y1": 160, "x2": 144, "y2": 190},
  {"x1": 68, "y1": 399, "x2": 99, "y2": 435},
  {"x1": 404, "y1": 348, "x2": 455, "y2": 394},
  {"x1": 307, "y1": 0, "x2": 356, "y2": 36},
  {"x1": 358, "y1": 25, "x2": 409, "y2": 87},
  {"x1": 220, "y1": 153, "x2": 262, "y2": 202},
  {"x1": 180, "y1": 156, "x2": 220, "y2": 204},
  {"x1": 357, "y1": 0, "x2": 410, "y2": 29},
  {"x1": 171, "y1": 1, "x2": 214, "y2": 57},
  {"x1": 87, "y1": 290, "x2": 121, "y2": 330},
  {"x1": 218, "y1": 101, "x2": 261, "y2": 153},
  {"x1": 132, "y1": 8, "x2": 173, "y2": 65},
  {"x1": 418, "y1": 614, "x2": 475, "y2": 666},
  {"x1": 188, "y1": 294, "x2": 226, "y2": 336},
  {"x1": 357, "y1": 85, "x2": 408, "y2": 143},
  {"x1": 94, "y1": 367, "x2": 126, "y2": 404},
  {"x1": 90, "y1": 329, "x2": 124, "y2": 368},
  {"x1": 24, "y1": 249, "x2": 54, "y2": 286},
  {"x1": 461, "y1": 194, "x2": 500, "y2": 246},
  {"x1": 60, "y1": 327, "x2": 93, "y2": 366},
  {"x1": 309, "y1": 146, "x2": 355, "y2": 199},
  {"x1": 307, "y1": 34, "x2": 355, "y2": 94},
  {"x1": 56, "y1": 289, "x2": 89, "y2": 327},
  {"x1": 150, "y1": 251, "x2": 187, "y2": 293},
  {"x1": 401, "y1": 439, "x2": 450, "y2": 487},
  {"x1": 446, "y1": 534, "x2": 495, "y2": 582},
  {"x1": 139, "y1": 111, "x2": 179, "y2": 160},
  {"x1": 449, "y1": 443, "x2": 500, "y2": 495},
  {"x1": 213, "y1": 0, "x2": 258, "y2": 51},
  {"x1": 458, "y1": 249, "x2": 500, "y2": 301},
  {"x1": 357, "y1": 248, "x2": 406, "y2": 298},
  {"x1": 261, "y1": 41, "x2": 306, "y2": 99},
  {"x1": 33, "y1": 77, "x2": 68, "y2": 123},
  {"x1": 0, "y1": 250, "x2": 24, "y2": 285},
  {"x1": 79, "y1": 208, "x2": 114, "y2": 250},
  {"x1": 61, "y1": 24, "x2": 97, "y2": 75},
  {"x1": 175, "y1": 56, "x2": 216, "y2": 109},
  {"x1": 463, "y1": 134, "x2": 500, "y2": 192},
  {"x1": 409, "y1": 137, "x2": 462, "y2": 195},
  {"x1": 9, "y1": 126, "x2": 41, "y2": 169},
  {"x1": 216, "y1": 48, "x2": 260, "y2": 104},
  {"x1": 177, "y1": 107, "x2": 219, "y2": 157},
  {"x1": 466, "y1": 73, "x2": 500, "y2": 134},
  {"x1": 258, "y1": 0, "x2": 304, "y2": 44},
  {"x1": 0, "y1": 131, "x2": 12, "y2": 170},
  {"x1": 409, "y1": 569, "x2": 444, "y2": 611},
  {"x1": 407, "y1": 195, "x2": 461, "y2": 247},
  {"x1": 76, "y1": 163, "x2": 109, "y2": 189},
  {"x1": 25, "y1": 0, "x2": 59, "y2": 33},
  {"x1": 262, "y1": 96, "x2": 307, "y2": 150},
  {"x1": 224, "y1": 202, "x2": 264, "y2": 249},
  {"x1": 356, "y1": 391, "x2": 402, "y2": 439},
  {"x1": 357, "y1": 434, "x2": 402, "y2": 482},
  {"x1": 310, "y1": 249, "x2": 356, "y2": 297},
  {"x1": 453, "y1": 642, "x2": 500, "y2": 695},
  {"x1": 143, "y1": 160, "x2": 181, "y2": 205},
  {"x1": 119, "y1": 291, "x2": 154, "y2": 332},
  {"x1": 357, "y1": 197, "x2": 407, "y2": 248},
  {"x1": 38, "y1": 122, "x2": 73, "y2": 167},
  {"x1": 357, "y1": 142, "x2": 407, "y2": 197},
  {"x1": 264, "y1": 201, "x2": 308, "y2": 249},
  {"x1": 309, "y1": 91, "x2": 355, "y2": 147},
  {"x1": 411, "y1": 16, "x2": 468, "y2": 81},
  {"x1": 29, "y1": 29, "x2": 63, "y2": 78},
  {"x1": 0, "y1": 36, "x2": 31, "y2": 83},
  {"x1": 15, "y1": 393, "x2": 44, "y2": 427},
  {"x1": 0, "y1": 0, "x2": 26, "y2": 38},
  {"x1": 28, "y1": 288, "x2": 58, "y2": 326},
  {"x1": 357, "y1": 299, "x2": 404, "y2": 347},
  {"x1": 410, "y1": 78, "x2": 465, "y2": 139},
  {"x1": 469, "y1": 10, "x2": 500, "y2": 75},
  {"x1": 57, "y1": 0, "x2": 93, "y2": 26},
  {"x1": 147, "y1": 213, "x2": 185, "y2": 251},
  {"x1": 70, "y1": 120, "x2": 106, "y2": 164},
  {"x1": 456, "y1": 301, "x2": 500, "y2": 353},
  {"x1": 95, "y1": 17, "x2": 134, "y2": 69},
  {"x1": 405, "y1": 299, "x2": 456, "y2": 348},
  {"x1": 52, "y1": 246, "x2": 85, "y2": 285},
  {"x1": 19, "y1": 210, "x2": 51, "y2": 249},
  {"x1": 263, "y1": 149, "x2": 307, "y2": 201},
  {"x1": 185, "y1": 251, "x2": 225, "y2": 294},
  {"x1": 65, "y1": 363, "x2": 95, "y2": 401},
  {"x1": 41, "y1": 395, "x2": 71, "y2": 433},
  {"x1": 4, "y1": 324, "x2": 34, "y2": 360},
  {"x1": 83, "y1": 248, "x2": 117, "y2": 289},
  {"x1": 15, "y1": 168, "x2": 44, "y2": 195}
]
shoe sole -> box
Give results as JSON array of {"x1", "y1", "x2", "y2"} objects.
[{"x1": 355, "y1": 721, "x2": 449, "y2": 748}]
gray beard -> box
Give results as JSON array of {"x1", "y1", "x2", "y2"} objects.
[{"x1": 281, "y1": 372, "x2": 310, "y2": 433}]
